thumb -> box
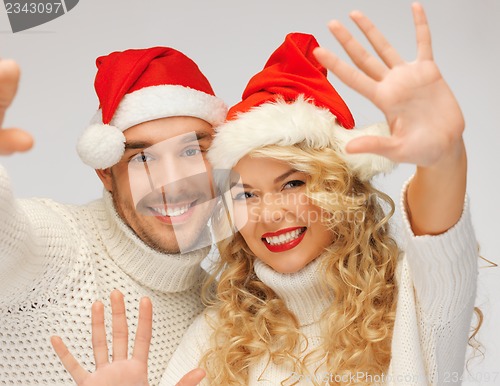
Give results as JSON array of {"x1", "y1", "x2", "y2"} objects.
[
  {"x1": 0, "y1": 128, "x2": 34, "y2": 155},
  {"x1": 176, "y1": 368, "x2": 206, "y2": 386},
  {"x1": 345, "y1": 135, "x2": 399, "y2": 159},
  {"x1": 0, "y1": 59, "x2": 21, "y2": 127}
]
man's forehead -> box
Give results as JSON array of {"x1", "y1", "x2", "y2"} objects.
[{"x1": 123, "y1": 116, "x2": 214, "y2": 143}]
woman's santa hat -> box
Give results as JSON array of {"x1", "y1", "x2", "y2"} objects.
[
  {"x1": 208, "y1": 33, "x2": 395, "y2": 181},
  {"x1": 77, "y1": 46, "x2": 227, "y2": 169}
]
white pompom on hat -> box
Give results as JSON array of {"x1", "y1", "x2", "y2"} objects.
[
  {"x1": 208, "y1": 33, "x2": 395, "y2": 181},
  {"x1": 77, "y1": 46, "x2": 227, "y2": 169}
]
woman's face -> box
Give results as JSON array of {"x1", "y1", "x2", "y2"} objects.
[{"x1": 231, "y1": 155, "x2": 334, "y2": 274}]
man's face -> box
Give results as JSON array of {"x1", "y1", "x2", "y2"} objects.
[{"x1": 98, "y1": 116, "x2": 216, "y2": 254}]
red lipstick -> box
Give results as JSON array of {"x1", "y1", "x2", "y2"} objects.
[{"x1": 261, "y1": 227, "x2": 306, "y2": 253}]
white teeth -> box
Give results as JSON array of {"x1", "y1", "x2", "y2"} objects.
[
  {"x1": 265, "y1": 228, "x2": 304, "y2": 246},
  {"x1": 152, "y1": 207, "x2": 167, "y2": 216},
  {"x1": 151, "y1": 204, "x2": 190, "y2": 217}
]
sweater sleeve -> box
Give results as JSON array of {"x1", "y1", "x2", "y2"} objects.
[
  {"x1": 398, "y1": 179, "x2": 479, "y2": 385},
  {"x1": 159, "y1": 312, "x2": 214, "y2": 386},
  {"x1": 0, "y1": 164, "x2": 77, "y2": 294},
  {"x1": 400, "y1": 179, "x2": 478, "y2": 322}
]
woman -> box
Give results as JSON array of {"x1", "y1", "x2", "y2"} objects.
[
  {"x1": 52, "y1": 4, "x2": 478, "y2": 385},
  {"x1": 162, "y1": 16, "x2": 477, "y2": 386}
]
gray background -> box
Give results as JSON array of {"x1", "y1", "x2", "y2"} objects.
[{"x1": 1, "y1": 0, "x2": 499, "y2": 382}]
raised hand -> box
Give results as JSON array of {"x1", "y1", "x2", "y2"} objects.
[
  {"x1": 315, "y1": 2, "x2": 468, "y2": 234},
  {"x1": 0, "y1": 58, "x2": 33, "y2": 155},
  {"x1": 314, "y1": 3, "x2": 464, "y2": 168},
  {"x1": 51, "y1": 290, "x2": 152, "y2": 386}
]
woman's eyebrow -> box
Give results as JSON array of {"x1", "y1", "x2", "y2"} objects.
[
  {"x1": 273, "y1": 169, "x2": 299, "y2": 184},
  {"x1": 230, "y1": 169, "x2": 299, "y2": 189}
]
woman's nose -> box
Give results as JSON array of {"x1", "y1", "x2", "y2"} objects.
[{"x1": 260, "y1": 193, "x2": 288, "y2": 224}]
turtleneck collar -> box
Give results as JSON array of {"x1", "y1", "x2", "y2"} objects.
[
  {"x1": 90, "y1": 190, "x2": 210, "y2": 293},
  {"x1": 253, "y1": 256, "x2": 333, "y2": 327}
]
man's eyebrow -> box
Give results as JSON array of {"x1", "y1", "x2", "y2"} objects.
[
  {"x1": 124, "y1": 131, "x2": 212, "y2": 150},
  {"x1": 180, "y1": 131, "x2": 213, "y2": 144},
  {"x1": 124, "y1": 141, "x2": 152, "y2": 150}
]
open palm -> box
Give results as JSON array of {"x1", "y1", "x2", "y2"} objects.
[
  {"x1": 51, "y1": 290, "x2": 151, "y2": 386},
  {"x1": 51, "y1": 291, "x2": 206, "y2": 386},
  {"x1": 0, "y1": 59, "x2": 33, "y2": 154},
  {"x1": 314, "y1": 3, "x2": 464, "y2": 167}
]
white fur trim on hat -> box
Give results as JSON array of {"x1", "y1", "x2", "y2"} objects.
[
  {"x1": 331, "y1": 121, "x2": 395, "y2": 181},
  {"x1": 76, "y1": 124, "x2": 126, "y2": 169},
  {"x1": 89, "y1": 85, "x2": 227, "y2": 130},
  {"x1": 208, "y1": 97, "x2": 396, "y2": 181},
  {"x1": 79, "y1": 84, "x2": 227, "y2": 169}
]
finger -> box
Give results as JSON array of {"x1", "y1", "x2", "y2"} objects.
[
  {"x1": 326, "y1": 19, "x2": 387, "y2": 81},
  {"x1": 110, "y1": 289, "x2": 129, "y2": 361},
  {"x1": 50, "y1": 336, "x2": 89, "y2": 384},
  {"x1": 345, "y1": 135, "x2": 401, "y2": 160},
  {"x1": 91, "y1": 301, "x2": 110, "y2": 368},
  {"x1": 176, "y1": 368, "x2": 206, "y2": 386},
  {"x1": 313, "y1": 47, "x2": 378, "y2": 101},
  {"x1": 132, "y1": 297, "x2": 153, "y2": 363},
  {"x1": 0, "y1": 59, "x2": 20, "y2": 127},
  {"x1": 349, "y1": 10, "x2": 404, "y2": 68},
  {"x1": 0, "y1": 128, "x2": 33, "y2": 155},
  {"x1": 412, "y1": 2, "x2": 433, "y2": 61}
]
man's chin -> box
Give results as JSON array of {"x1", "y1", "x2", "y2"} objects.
[
  {"x1": 148, "y1": 244, "x2": 181, "y2": 255},
  {"x1": 143, "y1": 223, "x2": 212, "y2": 254}
]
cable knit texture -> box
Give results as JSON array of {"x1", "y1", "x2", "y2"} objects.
[
  {"x1": 160, "y1": 180, "x2": 478, "y2": 386},
  {"x1": 0, "y1": 164, "x2": 214, "y2": 385}
]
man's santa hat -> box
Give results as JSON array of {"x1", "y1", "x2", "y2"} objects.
[
  {"x1": 208, "y1": 33, "x2": 394, "y2": 181},
  {"x1": 77, "y1": 46, "x2": 227, "y2": 169}
]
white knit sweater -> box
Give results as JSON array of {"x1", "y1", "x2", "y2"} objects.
[
  {"x1": 161, "y1": 187, "x2": 478, "y2": 386},
  {"x1": 0, "y1": 164, "x2": 214, "y2": 386}
]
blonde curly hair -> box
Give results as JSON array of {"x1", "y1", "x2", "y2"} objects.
[{"x1": 201, "y1": 143, "x2": 400, "y2": 385}]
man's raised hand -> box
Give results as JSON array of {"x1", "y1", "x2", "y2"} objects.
[{"x1": 0, "y1": 58, "x2": 33, "y2": 155}]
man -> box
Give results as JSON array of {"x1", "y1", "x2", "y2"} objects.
[{"x1": 0, "y1": 47, "x2": 226, "y2": 385}]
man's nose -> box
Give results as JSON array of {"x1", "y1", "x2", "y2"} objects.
[{"x1": 149, "y1": 155, "x2": 201, "y2": 188}]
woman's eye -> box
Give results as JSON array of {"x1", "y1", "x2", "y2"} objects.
[
  {"x1": 131, "y1": 153, "x2": 155, "y2": 163},
  {"x1": 232, "y1": 191, "x2": 254, "y2": 201},
  {"x1": 182, "y1": 148, "x2": 202, "y2": 157},
  {"x1": 283, "y1": 180, "x2": 305, "y2": 190}
]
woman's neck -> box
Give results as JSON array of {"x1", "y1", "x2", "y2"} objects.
[{"x1": 253, "y1": 256, "x2": 333, "y2": 326}]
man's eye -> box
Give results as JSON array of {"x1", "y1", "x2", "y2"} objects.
[
  {"x1": 131, "y1": 153, "x2": 155, "y2": 163},
  {"x1": 283, "y1": 180, "x2": 305, "y2": 190},
  {"x1": 182, "y1": 148, "x2": 202, "y2": 157}
]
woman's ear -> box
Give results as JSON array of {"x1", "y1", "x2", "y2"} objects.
[{"x1": 95, "y1": 168, "x2": 113, "y2": 192}]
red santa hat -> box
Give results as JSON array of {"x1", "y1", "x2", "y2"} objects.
[
  {"x1": 77, "y1": 46, "x2": 227, "y2": 169},
  {"x1": 208, "y1": 33, "x2": 394, "y2": 181}
]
